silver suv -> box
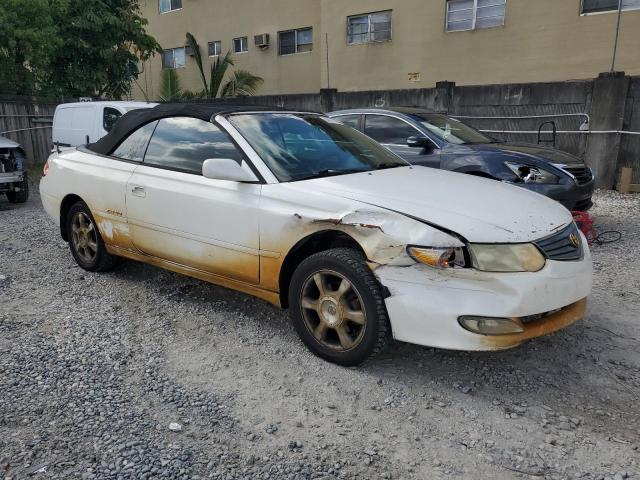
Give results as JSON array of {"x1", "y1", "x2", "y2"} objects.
[{"x1": 0, "y1": 135, "x2": 29, "y2": 204}]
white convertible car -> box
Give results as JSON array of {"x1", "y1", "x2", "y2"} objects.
[{"x1": 40, "y1": 104, "x2": 592, "y2": 365}]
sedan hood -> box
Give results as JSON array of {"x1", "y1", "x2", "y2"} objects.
[
  {"x1": 289, "y1": 167, "x2": 573, "y2": 243},
  {"x1": 0, "y1": 135, "x2": 20, "y2": 149},
  {"x1": 463, "y1": 142, "x2": 584, "y2": 166}
]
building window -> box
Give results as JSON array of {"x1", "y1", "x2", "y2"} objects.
[
  {"x1": 208, "y1": 41, "x2": 221, "y2": 57},
  {"x1": 347, "y1": 10, "x2": 392, "y2": 45},
  {"x1": 278, "y1": 27, "x2": 313, "y2": 55},
  {"x1": 446, "y1": 0, "x2": 506, "y2": 32},
  {"x1": 162, "y1": 47, "x2": 186, "y2": 69},
  {"x1": 233, "y1": 37, "x2": 248, "y2": 53},
  {"x1": 159, "y1": 0, "x2": 182, "y2": 14},
  {"x1": 582, "y1": 0, "x2": 640, "y2": 13}
]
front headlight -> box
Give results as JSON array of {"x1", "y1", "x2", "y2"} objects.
[
  {"x1": 407, "y1": 246, "x2": 468, "y2": 269},
  {"x1": 468, "y1": 243, "x2": 546, "y2": 272},
  {"x1": 505, "y1": 162, "x2": 559, "y2": 184}
]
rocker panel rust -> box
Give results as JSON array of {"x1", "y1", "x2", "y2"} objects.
[{"x1": 107, "y1": 244, "x2": 282, "y2": 307}]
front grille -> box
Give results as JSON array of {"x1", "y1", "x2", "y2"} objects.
[
  {"x1": 562, "y1": 166, "x2": 593, "y2": 185},
  {"x1": 520, "y1": 308, "x2": 561, "y2": 324},
  {"x1": 534, "y1": 223, "x2": 583, "y2": 261}
]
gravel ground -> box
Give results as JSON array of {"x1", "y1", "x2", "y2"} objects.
[{"x1": 1, "y1": 189, "x2": 639, "y2": 480}]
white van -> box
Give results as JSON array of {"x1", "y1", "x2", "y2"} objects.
[{"x1": 52, "y1": 101, "x2": 157, "y2": 148}]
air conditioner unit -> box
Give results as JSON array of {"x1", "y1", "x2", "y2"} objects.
[{"x1": 254, "y1": 33, "x2": 270, "y2": 49}]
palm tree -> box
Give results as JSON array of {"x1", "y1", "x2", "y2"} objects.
[
  {"x1": 221, "y1": 70, "x2": 264, "y2": 97},
  {"x1": 186, "y1": 32, "x2": 209, "y2": 94},
  {"x1": 185, "y1": 33, "x2": 263, "y2": 99},
  {"x1": 159, "y1": 68, "x2": 183, "y2": 101},
  {"x1": 208, "y1": 50, "x2": 235, "y2": 98}
]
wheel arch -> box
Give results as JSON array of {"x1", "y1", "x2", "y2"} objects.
[
  {"x1": 279, "y1": 230, "x2": 366, "y2": 308},
  {"x1": 59, "y1": 194, "x2": 85, "y2": 241}
]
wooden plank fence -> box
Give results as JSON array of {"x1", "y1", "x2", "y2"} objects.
[
  {"x1": 0, "y1": 98, "x2": 59, "y2": 167},
  {"x1": 617, "y1": 167, "x2": 640, "y2": 193}
]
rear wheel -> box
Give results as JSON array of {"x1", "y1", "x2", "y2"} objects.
[
  {"x1": 6, "y1": 176, "x2": 29, "y2": 203},
  {"x1": 288, "y1": 248, "x2": 390, "y2": 366},
  {"x1": 66, "y1": 201, "x2": 119, "y2": 272}
]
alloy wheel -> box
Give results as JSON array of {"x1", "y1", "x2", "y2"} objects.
[
  {"x1": 299, "y1": 270, "x2": 367, "y2": 351},
  {"x1": 70, "y1": 212, "x2": 98, "y2": 264}
]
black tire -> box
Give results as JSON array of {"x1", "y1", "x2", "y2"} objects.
[
  {"x1": 6, "y1": 175, "x2": 29, "y2": 203},
  {"x1": 288, "y1": 248, "x2": 390, "y2": 366},
  {"x1": 66, "y1": 201, "x2": 119, "y2": 272}
]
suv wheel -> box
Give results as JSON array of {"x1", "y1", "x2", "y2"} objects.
[
  {"x1": 66, "y1": 201, "x2": 119, "y2": 272},
  {"x1": 6, "y1": 176, "x2": 29, "y2": 203},
  {"x1": 288, "y1": 248, "x2": 390, "y2": 366}
]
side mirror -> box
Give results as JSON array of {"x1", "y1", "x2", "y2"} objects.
[
  {"x1": 202, "y1": 158, "x2": 258, "y2": 182},
  {"x1": 406, "y1": 135, "x2": 432, "y2": 149}
]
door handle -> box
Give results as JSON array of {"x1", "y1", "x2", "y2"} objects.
[{"x1": 131, "y1": 186, "x2": 146, "y2": 198}]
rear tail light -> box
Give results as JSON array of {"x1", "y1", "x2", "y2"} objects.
[{"x1": 43, "y1": 159, "x2": 50, "y2": 176}]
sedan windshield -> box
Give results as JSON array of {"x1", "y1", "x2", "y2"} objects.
[
  {"x1": 228, "y1": 113, "x2": 408, "y2": 182},
  {"x1": 409, "y1": 113, "x2": 494, "y2": 145}
]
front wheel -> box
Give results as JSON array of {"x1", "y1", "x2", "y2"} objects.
[{"x1": 288, "y1": 248, "x2": 390, "y2": 366}]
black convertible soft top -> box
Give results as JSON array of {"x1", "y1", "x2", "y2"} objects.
[{"x1": 89, "y1": 103, "x2": 286, "y2": 156}]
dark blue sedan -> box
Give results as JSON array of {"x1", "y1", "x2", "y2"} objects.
[{"x1": 328, "y1": 107, "x2": 594, "y2": 211}]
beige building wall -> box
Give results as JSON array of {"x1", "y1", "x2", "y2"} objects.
[
  {"x1": 135, "y1": 0, "x2": 321, "y2": 100},
  {"x1": 134, "y1": 0, "x2": 640, "y2": 100}
]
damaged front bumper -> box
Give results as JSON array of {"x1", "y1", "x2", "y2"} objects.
[
  {"x1": 0, "y1": 172, "x2": 24, "y2": 191},
  {"x1": 0, "y1": 172, "x2": 24, "y2": 184},
  {"x1": 518, "y1": 176, "x2": 595, "y2": 211},
  {"x1": 375, "y1": 234, "x2": 592, "y2": 351}
]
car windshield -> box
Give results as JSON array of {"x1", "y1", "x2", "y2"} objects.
[
  {"x1": 409, "y1": 113, "x2": 494, "y2": 145},
  {"x1": 228, "y1": 113, "x2": 408, "y2": 182}
]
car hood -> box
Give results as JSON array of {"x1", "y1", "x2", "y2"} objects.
[
  {"x1": 455, "y1": 142, "x2": 584, "y2": 166},
  {"x1": 288, "y1": 166, "x2": 573, "y2": 243},
  {"x1": 0, "y1": 135, "x2": 20, "y2": 149}
]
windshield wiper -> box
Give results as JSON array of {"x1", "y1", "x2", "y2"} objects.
[
  {"x1": 293, "y1": 168, "x2": 369, "y2": 181},
  {"x1": 375, "y1": 162, "x2": 407, "y2": 170}
]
